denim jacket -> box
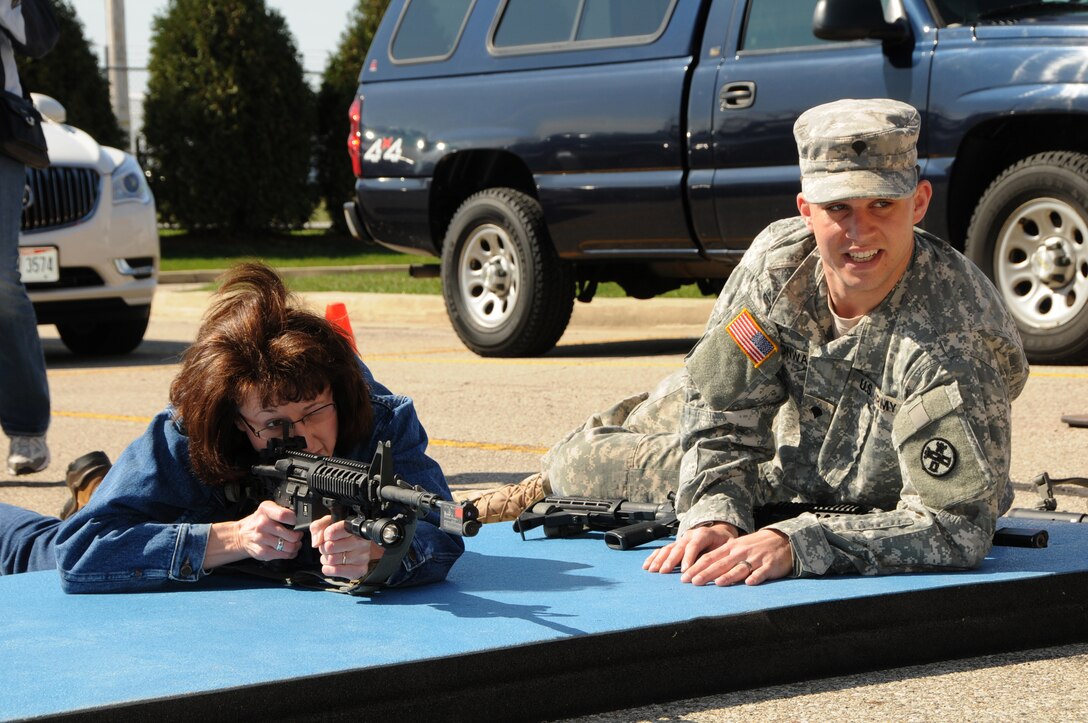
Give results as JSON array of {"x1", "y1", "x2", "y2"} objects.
[{"x1": 53, "y1": 365, "x2": 464, "y2": 593}]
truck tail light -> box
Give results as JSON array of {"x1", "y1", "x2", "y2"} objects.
[{"x1": 347, "y1": 96, "x2": 362, "y2": 177}]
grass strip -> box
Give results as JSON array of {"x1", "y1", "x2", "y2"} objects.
[
  {"x1": 159, "y1": 229, "x2": 432, "y2": 271},
  {"x1": 160, "y1": 229, "x2": 711, "y2": 298}
]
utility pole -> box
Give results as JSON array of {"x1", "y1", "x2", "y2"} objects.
[{"x1": 105, "y1": 0, "x2": 132, "y2": 152}]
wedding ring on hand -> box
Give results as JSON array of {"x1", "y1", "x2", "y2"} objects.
[
  {"x1": 274, "y1": 538, "x2": 284, "y2": 553},
  {"x1": 341, "y1": 553, "x2": 348, "y2": 565},
  {"x1": 737, "y1": 559, "x2": 753, "y2": 574}
]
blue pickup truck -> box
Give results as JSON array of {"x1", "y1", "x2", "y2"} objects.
[{"x1": 345, "y1": 0, "x2": 1088, "y2": 360}]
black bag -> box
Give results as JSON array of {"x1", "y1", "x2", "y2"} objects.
[{"x1": 0, "y1": 91, "x2": 49, "y2": 169}]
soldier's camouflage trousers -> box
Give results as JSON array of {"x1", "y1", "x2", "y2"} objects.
[{"x1": 541, "y1": 369, "x2": 686, "y2": 503}]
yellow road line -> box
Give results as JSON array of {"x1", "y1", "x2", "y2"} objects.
[
  {"x1": 364, "y1": 348, "x2": 470, "y2": 358},
  {"x1": 54, "y1": 410, "x2": 152, "y2": 424},
  {"x1": 1030, "y1": 370, "x2": 1088, "y2": 379},
  {"x1": 52, "y1": 411, "x2": 546, "y2": 455},
  {"x1": 47, "y1": 364, "x2": 179, "y2": 377},
  {"x1": 370, "y1": 354, "x2": 678, "y2": 368},
  {"x1": 430, "y1": 438, "x2": 547, "y2": 455}
]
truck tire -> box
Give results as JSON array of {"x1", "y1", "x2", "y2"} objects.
[
  {"x1": 441, "y1": 188, "x2": 574, "y2": 357},
  {"x1": 965, "y1": 151, "x2": 1088, "y2": 363},
  {"x1": 57, "y1": 306, "x2": 151, "y2": 356}
]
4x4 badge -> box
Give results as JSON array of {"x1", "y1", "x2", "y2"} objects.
[{"x1": 363, "y1": 137, "x2": 409, "y2": 165}]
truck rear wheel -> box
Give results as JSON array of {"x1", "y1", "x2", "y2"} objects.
[
  {"x1": 965, "y1": 151, "x2": 1088, "y2": 362},
  {"x1": 441, "y1": 188, "x2": 574, "y2": 357}
]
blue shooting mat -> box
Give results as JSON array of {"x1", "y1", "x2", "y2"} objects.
[{"x1": 2, "y1": 517, "x2": 1086, "y2": 721}]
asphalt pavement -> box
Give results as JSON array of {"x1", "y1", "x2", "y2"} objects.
[{"x1": 5, "y1": 282, "x2": 1088, "y2": 721}]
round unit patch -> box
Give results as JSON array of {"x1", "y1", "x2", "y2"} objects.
[{"x1": 920, "y1": 437, "x2": 957, "y2": 477}]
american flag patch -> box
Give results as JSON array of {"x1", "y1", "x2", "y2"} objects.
[{"x1": 725, "y1": 309, "x2": 778, "y2": 367}]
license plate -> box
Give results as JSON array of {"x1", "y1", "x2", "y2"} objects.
[{"x1": 18, "y1": 246, "x2": 59, "y2": 283}]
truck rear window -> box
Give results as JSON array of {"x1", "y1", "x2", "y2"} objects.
[
  {"x1": 390, "y1": 0, "x2": 475, "y2": 62},
  {"x1": 492, "y1": 0, "x2": 676, "y2": 51}
]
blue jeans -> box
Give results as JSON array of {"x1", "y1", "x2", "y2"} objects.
[
  {"x1": 0, "y1": 503, "x2": 58, "y2": 573},
  {"x1": 0, "y1": 153, "x2": 49, "y2": 436}
]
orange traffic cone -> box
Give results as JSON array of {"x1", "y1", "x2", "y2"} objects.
[{"x1": 325, "y1": 302, "x2": 358, "y2": 353}]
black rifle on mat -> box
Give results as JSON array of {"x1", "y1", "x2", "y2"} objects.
[
  {"x1": 513, "y1": 496, "x2": 872, "y2": 550},
  {"x1": 241, "y1": 433, "x2": 480, "y2": 594},
  {"x1": 514, "y1": 495, "x2": 1052, "y2": 550},
  {"x1": 1006, "y1": 472, "x2": 1088, "y2": 524}
]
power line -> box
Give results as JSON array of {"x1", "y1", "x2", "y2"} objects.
[{"x1": 104, "y1": 66, "x2": 325, "y2": 76}]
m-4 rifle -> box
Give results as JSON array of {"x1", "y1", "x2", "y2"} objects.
[
  {"x1": 245, "y1": 435, "x2": 480, "y2": 594},
  {"x1": 513, "y1": 496, "x2": 870, "y2": 551}
]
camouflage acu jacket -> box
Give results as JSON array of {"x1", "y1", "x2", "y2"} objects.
[{"x1": 677, "y1": 216, "x2": 1029, "y2": 576}]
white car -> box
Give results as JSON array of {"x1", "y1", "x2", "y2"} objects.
[{"x1": 18, "y1": 93, "x2": 159, "y2": 356}]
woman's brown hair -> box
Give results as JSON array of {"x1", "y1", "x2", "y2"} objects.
[{"x1": 169, "y1": 262, "x2": 372, "y2": 484}]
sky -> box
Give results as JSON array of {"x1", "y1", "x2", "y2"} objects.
[
  {"x1": 70, "y1": 1, "x2": 359, "y2": 80},
  {"x1": 68, "y1": 0, "x2": 360, "y2": 145}
]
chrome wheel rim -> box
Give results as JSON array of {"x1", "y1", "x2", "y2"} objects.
[
  {"x1": 457, "y1": 223, "x2": 520, "y2": 329},
  {"x1": 994, "y1": 197, "x2": 1088, "y2": 330}
]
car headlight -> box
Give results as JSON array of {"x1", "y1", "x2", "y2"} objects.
[{"x1": 111, "y1": 154, "x2": 152, "y2": 205}]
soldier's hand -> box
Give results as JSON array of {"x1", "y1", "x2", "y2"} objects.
[
  {"x1": 643, "y1": 521, "x2": 738, "y2": 575},
  {"x1": 681, "y1": 528, "x2": 793, "y2": 586}
]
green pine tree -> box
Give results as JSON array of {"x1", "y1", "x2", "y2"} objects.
[
  {"x1": 315, "y1": 0, "x2": 389, "y2": 234},
  {"x1": 19, "y1": 0, "x2": 126, "y2": 149},
  {"x1": 142, "y1": 0, "x2": 316, "y2": 232}
]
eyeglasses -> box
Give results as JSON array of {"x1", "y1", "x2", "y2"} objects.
[{"x1": 238, "y1": 402, "x2": 337, "y2": 440}]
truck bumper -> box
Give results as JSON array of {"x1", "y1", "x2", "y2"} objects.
[{"x1": 342, "y1": 201, "x2": 374, "y2": 244}]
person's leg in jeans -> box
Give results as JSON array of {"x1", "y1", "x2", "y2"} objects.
[
  {"x1": 0, "y1": 154, "x2": 50, "y2": 473},
  {"x1": 0, "y1": 503, "x2": 58, "y2": 574}
]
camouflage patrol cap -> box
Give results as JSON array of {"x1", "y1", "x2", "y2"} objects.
[{"x1": 794, "y1": 98, "x2": 920, "y2": 204}]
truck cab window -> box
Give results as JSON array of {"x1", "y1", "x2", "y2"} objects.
[{"x1": 742, "y1": 0, "x2": 831, "y2": 52}]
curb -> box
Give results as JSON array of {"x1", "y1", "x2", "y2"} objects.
[
  {"x1": 153, "y1": 283, "x2": 715, "y2": 329},
  {"x1": 159, "y1": 264, "x2": 414, "y2": 284}
]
